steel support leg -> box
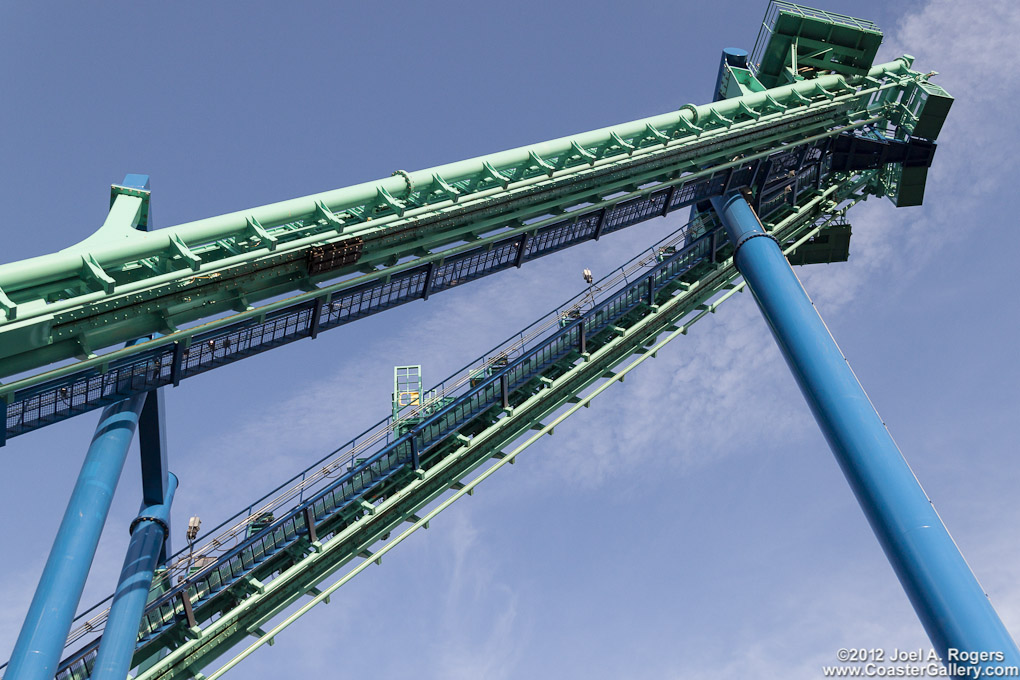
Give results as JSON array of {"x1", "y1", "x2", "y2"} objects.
[
  {"x1": 92, "y1": 472, "x2": 178, "y2": 680},
  {"x1": 710, "y1": 191, "x2": 1020, "y2": 671},
  {"x1": 138, "y1": 386, "x2": 172, "y2": 562},
  {"x1": 6, "y1": 393, "x2": 147, "y2": 680}
]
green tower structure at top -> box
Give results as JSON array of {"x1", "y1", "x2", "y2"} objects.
[{"x1": 752, "y1": 0, "x2": 884, "y2": 87}]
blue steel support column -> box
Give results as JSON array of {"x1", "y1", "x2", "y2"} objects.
[
  {"x1": 91, "y1": 472, "x2": 178, "y2": 680},
  {"x1": 135, "y1": 174, "x2": 173, "y2": 564},
  {"x1": 8, "y1": 174, "x2": 155, "y2": 679},
  {"x1": 138, "y1": 375, "x2": 171, "y2": 563},
  {"x1": 710, "y1": 191, "x2": 1020, "y2": 671},
  {"x1": 6, "y1": 393, "x2": 147, "y2": 680}
]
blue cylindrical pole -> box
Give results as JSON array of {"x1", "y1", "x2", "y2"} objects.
[
  {"x1": 710, "y1": 191, "x2": 1020, "y2": 673},
  {"x1": 91, "y1": 472, "x2": 178, "y2": 680},
  {"x1": 6, "y1": 394, "x2": 147, "y2": 680}
]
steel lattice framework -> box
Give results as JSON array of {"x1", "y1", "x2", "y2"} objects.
[{"x1": 2, "y1": 3, "x2": 993, "y2": 680}]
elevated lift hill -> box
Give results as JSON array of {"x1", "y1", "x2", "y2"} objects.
[{"x1": 4, "y1": 2, "x2": 1006, "y2": 679}]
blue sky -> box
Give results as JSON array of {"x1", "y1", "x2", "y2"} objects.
[{"x1": 1, "y1": 0, "x2": 1018, "y2": 678}]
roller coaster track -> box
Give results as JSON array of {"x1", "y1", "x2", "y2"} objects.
[
  {"x1": 0, "y1": 58, "x2": 925, "y2": 445},
  {"x1": 30, "y1": 170, "x2": 872, "y2": 679}
]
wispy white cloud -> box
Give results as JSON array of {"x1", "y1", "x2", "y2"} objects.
[
  {"x1": 799, "y1": 0, "x2": 1020, "y2": 310},
  {"x1": 674, "y1": 574, "x2": 929, "y2": 680},
  {"x1": 431, "y1": 510, "x2": 526, "y2": 680},
  {"x1": 535, "y1": 294, "x2": 807, "y2": 490}
]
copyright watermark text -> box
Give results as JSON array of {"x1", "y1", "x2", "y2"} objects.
[{"x1": 822, "y1": 648, "x2": 1019, "y2": 677}]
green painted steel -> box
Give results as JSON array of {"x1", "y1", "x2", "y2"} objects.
[
  {"x1": 0, "y1": 57, "x2": 928, "y2": 385},
  {"x1": 751, "y1": 1, "x2": 883, "y2": 88},
  {"x1": 125, "y1": 187, "x2": 859, "y2": 680},
  {"x1": 723, "y1": 65, "x2": 767, "y2": 99},
  {"x1": 392, "y1": 366, "x2": 423, "y2": 421},
  {"x1": 908, "y1": 80, "x2": 954, "y2": 140}
]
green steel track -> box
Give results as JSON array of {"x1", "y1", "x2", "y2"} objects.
[
  {"x1": 0, "y1": 58, "x2": 917, "y2": 384},
  {"x1": 0, "y1": 57, "x2": 940, "y2": 447}
]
